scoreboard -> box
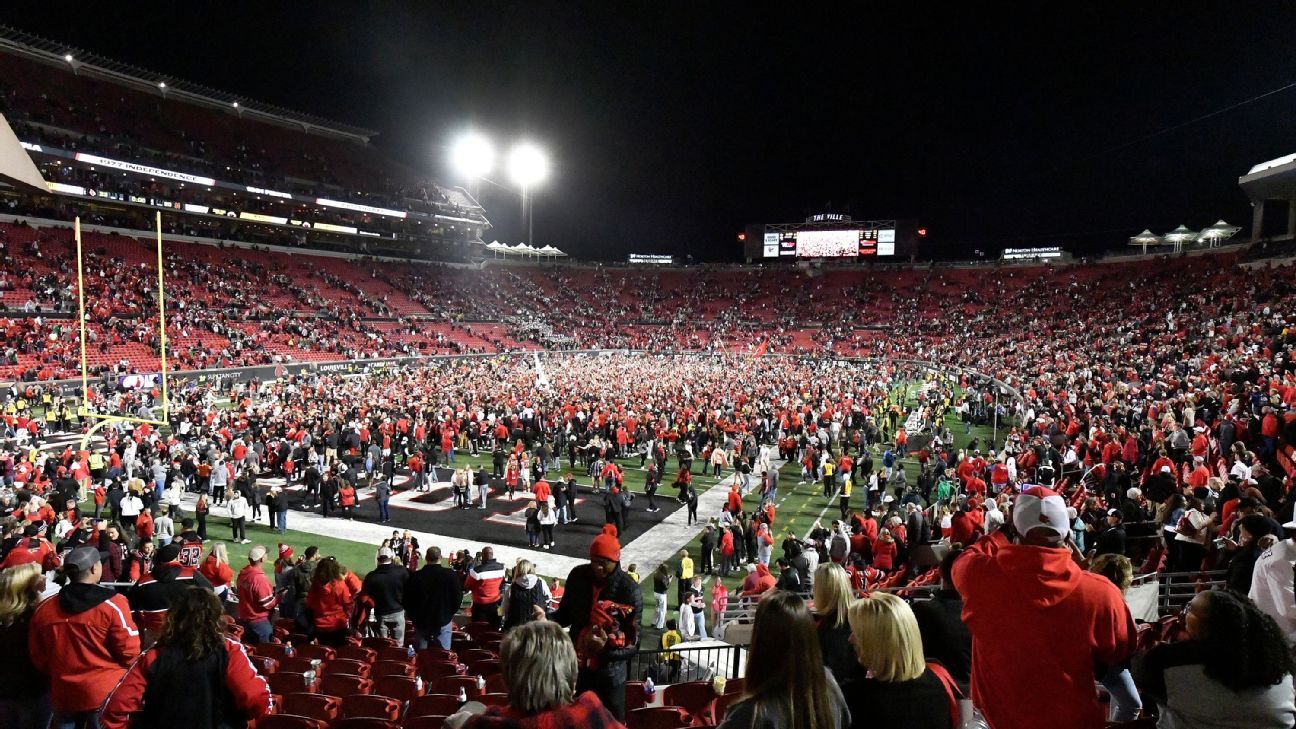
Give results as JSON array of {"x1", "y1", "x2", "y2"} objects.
[{"x1": 748, "y1": 216, "x2": 916, "y2": 261}]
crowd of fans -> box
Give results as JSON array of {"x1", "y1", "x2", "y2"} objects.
[{"x1": 0, "y1": 340, "x2": 1292, "y2": 726}]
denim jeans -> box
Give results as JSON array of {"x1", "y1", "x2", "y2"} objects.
[
  {"x1": 653, "y1": 592, "x2": 668, "y2": 629},
  {"x1": 243, "y1": 618, "x2": 273, "y2": 644},
  {"x1": 378, "y1": 499, "x2": 390, "y2": 522},
  {"x1": 275, "y1": 511, "x2": 287, "y2": 533},
  {"x1": 415, "y1": 621, "x2": 454, "y2": 651},
  {"x1": 1100, "y1": 668, "x2": 1142, "y2": 722}
]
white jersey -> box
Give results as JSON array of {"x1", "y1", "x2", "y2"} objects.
[{"x1": 1251, "y1": 540, "x2": 1296, "y2": 644}]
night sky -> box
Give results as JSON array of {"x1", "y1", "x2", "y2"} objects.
[{"x1": 6, "y1": 4, "x2": 1296, "y2": 261}]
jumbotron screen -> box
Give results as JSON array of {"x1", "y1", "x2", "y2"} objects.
[{"x1": 762, "y1": 228, "x2": 898, "y2": 258}]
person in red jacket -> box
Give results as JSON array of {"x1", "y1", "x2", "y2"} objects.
[
  {"x1": 29, "y1": 546, "x2": 141, "y2": 729},
  {"x1": 952, "y1": 486, "x2": 1136, "y2": 729},
  {"x1": 726, "y1": 483, "x2": 743, "y2": 515},
  {"x1": 1, "y1": 522, "x2": 61, "y2": 571},
  {"x1": 872, "y1": 529, "x2": 897, "y2": 572},
  {"x1": 101, "y1": 588, "x2": 272, "y2": 729},
  {"x1": 719, "y1": 528, "x2": 736, "y2": 576},
  {"x1": 235, "y1": 545, "x2": 281, "y2": 644},
  {"x1": 306, "y1": 556, "x2": 363, "y2": 646},
  {"x1": 740, "y1": 563, "x2": 776, "y2": 597},
  {"x1": 464, "y1": 547, "x2": 506, "y2": 627}
]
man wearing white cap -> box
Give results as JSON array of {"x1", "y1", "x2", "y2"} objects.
[
  {"x1": 1250, "y1": 520, "x2": 1296, "y2": 645},
  {"x1": 952, "y1": 485, "x2": 1136, "y2": 729}
]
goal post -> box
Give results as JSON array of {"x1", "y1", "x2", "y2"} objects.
[{"x1": 74, "y1": 212, "x2": 171, "y2": 448}]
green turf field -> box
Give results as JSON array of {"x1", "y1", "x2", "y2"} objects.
[{"x1": 66, "y1": 379, "x2": 1000, "y2": 646}]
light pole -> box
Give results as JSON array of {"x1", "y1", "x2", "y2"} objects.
[{"x1": 508, "y1": 143, "x2": 549, "y2": 246}]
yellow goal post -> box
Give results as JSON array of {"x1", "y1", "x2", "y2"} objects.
[{"x1": 74, "y1": 212, "x2": 171, "y2": 450}]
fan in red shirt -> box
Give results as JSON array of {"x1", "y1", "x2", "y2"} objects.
[{"x1": 953, "y1": 487, "x2": 1135, "y2": 729}]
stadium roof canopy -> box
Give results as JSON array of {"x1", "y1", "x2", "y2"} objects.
[
  {"x1": 1240, "y1": 151, "x2": 1296, "y2": 202},
  {"x1": 0, "y1": 25, "x2": 378, "y2": 144}
]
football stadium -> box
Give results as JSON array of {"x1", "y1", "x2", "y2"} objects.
[{"x1": 2, "y1": 7, "x2": 1296, "y2": 729}]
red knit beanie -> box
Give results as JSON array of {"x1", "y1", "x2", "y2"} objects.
[{"x1": 589, "y1": 524, "x2": 621, "y2": 562}]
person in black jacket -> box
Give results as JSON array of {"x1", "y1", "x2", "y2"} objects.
[
  {"x1": 362, "y1": 548, "x2": 409, "y2": 641},
  {"x1": 553, "y1": 526, "x2": 642, "y2": 721},
  {"x1": 1093, "y1": 510, "x2": 1127, "y2": 558},
  {"x1": 910, "y1": 547, "x2": 972, "y2": 693},
  {"x1": 403, "y1": 546, "x2": 463, "y2": 650},
  {"x1": 127, "y1": 543, "x2": 215, "y2": 646}
]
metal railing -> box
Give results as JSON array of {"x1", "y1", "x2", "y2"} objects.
[
  {"x1": 1132, "y1": 569, "x2": 1226, "y2": 614},
  {"x1": 629, "y1": 643, "x2": 749, "y2": 683}
]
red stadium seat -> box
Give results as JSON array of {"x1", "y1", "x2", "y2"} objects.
[
  {"x1": 320, "y1": 674, "x2": 373, "y2": 697},
  {"x1": 362, "y1": 636, "x2": 401, "y2": 650},
  {"x1": 625, "y1": 681, "x2": 649, "y2": 712},
  {"x1": 662, "y1": 681, "x2": 720, "y2": 723},
  {"x1": 417, "y1": 645, "x2": 458, "y2": 664},
  {"x1": 712, "y1": 693, "x2": 742, "y2": 723},
  {"x1": 329, "y1": 719, "x2": 400, "y2": 729},
  {"x1": 462, "y1": 622, "x2": 495, "y2": 643},
  {"x1": 459, "y1": 649, "x2": 496, "y2": 664},
  {"x1": 484, "y1": 674, "x2": 506, "y2": 694},
  {"x1": 372, "y1": 661, "x2": 417, "y2": 679},
  {"x1": 430, "y1": 676, "x2": 479, "y2": 699},
  {"x1": 723, "y1": 677, "x2": 745, "y2": 695},
  {"x1": 416, "y1": 661, "x2": 461, "y2": 683},
  {"x1": 465, "y1": 659, "x2": 500, "y2": 677},
  {"x1": 268, "y1": 673, "x2": 319, "y2": 696},
  {"x1": 335, "y1": 646, "x2": 379, "y2": 664},
  {"x1": 281, "y1": 658, "x2": 325, "y2": 676},
  {"x1": 281, "y1": 693, "x2": 343, "y2": 722},
  {"x1": 375, "y1": 647, "x2": 414, "y2": 664},
  {"x1": 326, "y1": 659, "x2": 373, "y2": 679},
  {"x1": 478, "y1": 693, "x2": 509, "y2": 708},
  {"x1": 408, "y1": 694, "x2": 465, "y2": 718},
  {"x1": 296, "y1": 645, "x2": 339, "y2": 662},
  {"x1": 372, "y1": 676, "x2": 423, "y2": 703},
  {"x1": 627, "y1": 706, "x2": 693, "y2": 729},
  {"x1": 340, "y1": 695, "x2": 404, "y2": 720},
  {"x1": 258, "y1": 715, "x2": 328, "y2": 729},
  {"x1": 249, "y1": 655, "x2": 280, "y2": 675},
  {"x1": 253, "y1": 643, "x2": 296, "y2": 662}
]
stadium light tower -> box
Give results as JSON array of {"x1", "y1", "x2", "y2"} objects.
[
  {"x1": 450, "y1": 132, "x2": 495, "y2": 198},
  {"x1": 508, "y1": 142, "x2": 549, "y2": 246}
]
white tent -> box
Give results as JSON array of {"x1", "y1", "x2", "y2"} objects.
[
  {"x1": 1129, "y1": 229, "x2": 1163, "y2": 254},
  {"x1": 1163, "y1": 224, "x2": 1198, "y2": 252},
  {"x1": 1196, "y1": 219, "x2": 1241, "y2": 247}
]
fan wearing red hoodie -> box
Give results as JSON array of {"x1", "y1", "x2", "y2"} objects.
[
  {"x1": 29, "y1": 547, "x2": 141, "y2": 728},
  {"x1": 952, "y1": 487, "x2": 1136, "y2": 729},
  {"x1": 741, "y1": 564, "x2": 776, "y2": 597}
]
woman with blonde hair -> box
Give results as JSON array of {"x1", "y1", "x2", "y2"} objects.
[
  {"x1": 199, "y1": 542, "x2": 234, "y2": 601},
  {"x1": 718, "y1": 591, "x2": 849, "y2": 729},
  {"x1": 813, "y1": 563, "x2": 859, "y2": 681},
  {"x1": 0, "y1": 563, "x2": 51, "y2": 729},
  {"x1": 502, "y1": 559, "x2": 551, "y2": 630},
  {"x1": 453, "y1": 620, "x2": 622, "y2": 729},
  {"x1": 842, "y1": 592, "x2": 954, "y2": 729}
]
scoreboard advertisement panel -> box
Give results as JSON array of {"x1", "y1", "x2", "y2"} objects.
[{"x1": 744, "y1": 218, "x2": 918, "y2": 261}]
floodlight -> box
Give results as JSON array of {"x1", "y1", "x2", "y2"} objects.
[
  {"x1": 158, "y1": 81, "x2": 167, "y2": 89},
  {"x1": 232, "y1": 102, "x2": 239, "y2": 108},
  {"x1": 508, "y1": 143, "x2": 549, "y2": 188},
  {"x1": 450, "y1": 133, "x2": 495, "y2": 179},
  {"x1": 64, "y1": 54, "x2": 73, "y2": 62}
]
